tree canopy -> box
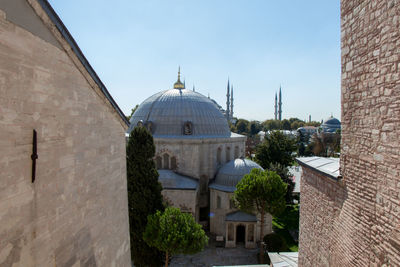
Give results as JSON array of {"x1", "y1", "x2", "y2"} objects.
[
  {"x1": 234, "y1": 168, "x2": 287, "y2": 262},
  {"x1": 127, "y1": 126, "x2": 165, "y2": 267},
  {"x1": 126, "y1": 104, "x2": 139, "y2": 121},
  {"x1": 143, "y1": 207, "x2": 208, "y2": 267},
  {"x1": 255, "y1": 130, "x2": 297, "y2": 169}
]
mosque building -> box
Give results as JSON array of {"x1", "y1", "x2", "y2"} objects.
[
  {"x1": 128, "y1": 70, "x2": 272, "y2": 248},
  {"x1": 320, "y1": 115, "x2": 341, "y2": 133}
]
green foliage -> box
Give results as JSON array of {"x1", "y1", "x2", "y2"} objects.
[
  {"x1": 272, "y1": 205, "x2": 299, "y2": 252},
  {"x1": 235, "y1": 119, "x2": 249, "y2": 134},
  {"x1": 308, "y1": 132, "x2": 341, "y2": 157},
  {"x1": 143, "y1": 207, "x2": 208, "y2": 267},
  {"x1": 263, "y1": 233, "x2": 288, "y2": 252},
  {"x1": 126, "y1": 104, "x2": 139, "y2": 121},
  {"x1": 234, "y1": 169, "x2": 287, "y2": 263},
  {"x1": 127, "y1": 126, "x2": 165, "y2": 267},
  {"x1": 255, "y1": 131, "x2": 297, "y2": 169},
  {"x1": 248, "y1": 120, "x2": 262, "y2": 136},
  {"x1": 234, "y1": 169, "x2": 287, "y2": 217},
  {"x1": 304, "y1": 121, "x2": 321, "y2": 127},
  {"x1": 262, "y1": 119, "x2": 280, "y2": 131},
  {"x1": 268, "y1": 163, "x2": 295, "y2": 204},
  {"x1": 281, "y1": 119, "x2": 291, "y2": 130},
  {"x1": 273, "y1": 204, "x2": 299, "y2": 231}
]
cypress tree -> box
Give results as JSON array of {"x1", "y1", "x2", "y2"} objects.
[{"x1": 127, "y1": 126, "x2": 164, "y2": 267}]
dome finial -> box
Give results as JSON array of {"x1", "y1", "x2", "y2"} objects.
[{"x1": 174, "y1": 66, "x2": 185, "y2": 89}]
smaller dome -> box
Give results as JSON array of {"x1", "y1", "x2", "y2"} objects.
[
  {"x1": 321, "y1": 116, "x2": 341, "y2": 133},
  {"x1": 209, "y1": 159, "x2": 263, "y2": 192},
  {"x1": 323, "y1": 116, "x2": 341, "y2": 125}
]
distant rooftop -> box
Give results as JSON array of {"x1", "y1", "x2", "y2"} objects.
[
  {"x1": 158, "y1": 170, "x2": 198, "y2": 190},
  {"x1": 225, "y1": 211, "x2": 257, "y2": 222},
  {"x1": 296, "y1": 157, "x2": 340, "y2": 180}
]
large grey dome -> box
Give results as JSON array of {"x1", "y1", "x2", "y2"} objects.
[
  {"x1": 209, "y1": 159, "x2": 263, "y2": 192},
  {"x1": 128, "y1": 88, "x2": 231, "y2": 138}
]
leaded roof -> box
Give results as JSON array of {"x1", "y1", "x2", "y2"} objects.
[
  {"x1": 127, "y1": 88, "x2": 231, "y2": 138},
  {"x1": 209, "y1": 159, "x2": 263, "y2": 192}
]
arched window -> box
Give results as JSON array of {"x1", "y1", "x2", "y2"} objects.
[
  {"x1": 234, "y1": 146, "x2": 239, "y2": 158},
  {"x1": 226, "y1": 147, "x2": 231, "y2": 162},
  {"x1": 217, "y1": 196, "x2": 221, "y2": 209},
  {"x1": 183, "y1": 121, "x2": 193, "y2": 135},
  {"x1": 217, "y1": 147, "x2": 222, "y2": 165},
  {"x1": 171, "y1": 156, "x2": 177, "y2": 170},
  {"x1": 155, "y1": 156, "x2": 162, "y2": 169},
  {"x1": 163, "y1": 154, "x2": 169, "y2": 169}
]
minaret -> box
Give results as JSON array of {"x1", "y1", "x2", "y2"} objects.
[
  {"x1": 193, "y1": 85, "x2": 195, "y2": 92},
  {"x1": 278, "y1": 86, "x2": 282, "y2": 121},
  {"x1": 226, "y1": 79, "x2": 230, "y2": 121},
  {"x1": 230, "y1": 85, "x2": 234, "y2": 119},
  {"x1": 274, "y1": 92, "x2": 278, "y2": 120}
]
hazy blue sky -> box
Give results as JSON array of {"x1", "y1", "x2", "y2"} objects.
[{"x1": 49, "y1": 0, "x2": 340, "y2": 122}]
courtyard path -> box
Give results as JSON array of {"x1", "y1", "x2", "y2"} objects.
[{"x1": 170, "y1": 238, "x2": 265, "y2": 267}]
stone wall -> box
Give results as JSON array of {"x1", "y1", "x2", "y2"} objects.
[
  {"x1": 298, "y1": 167, "x2": 346, "y2": 266},
  {"x1": 162, "y1": 189, "x2": 198, "y2": 221},
  {"x1": 155, "y1": 137, "x2": 246, "y2": 180},
  {"x1": 0, "y1": 1, "x2": 131, "y2": 266},
  {"x1": 299, "y1": 1, "x2": 400, "y2": 266},
  {"x1": 340, "y1": 0, "x2": 400, "y2": 265},
  {"x1": 209, "y1": 189, "x2": 272, "y2": 246}
]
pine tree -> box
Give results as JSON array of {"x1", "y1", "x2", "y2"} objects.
[
  {"x1": 127, "y1": 126, "x2": 164, "y2": 267},
  {"x1": 143, "y1": 207, "x2": 208, "y2": 267}
]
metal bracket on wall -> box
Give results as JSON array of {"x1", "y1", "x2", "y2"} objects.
[{"x1": 31, "y1": 129, "x2": 38, "y2": 183}]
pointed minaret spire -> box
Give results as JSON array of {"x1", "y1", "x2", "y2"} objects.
[
  {"x1": 193, "y1": 85, "x2": 195, "y2": 92},
  {"x1": 230, "y1": 84, "x2": 234, "y2": 119},
  {"x1": 274, "y1": 92, "x2": 278, "y2": 120},
  {"x1": 226, "y1": 79, "x2": 230, "y2": 121},
  {"x1": 173, "y1": 66, "x2": 184, "y2": 89},
  {"x1": 278, "y1": 85, "x2": 282, "y2": 121},
  {"x1": 183, "y1": 79, "x2": 186, "y2": 89}
]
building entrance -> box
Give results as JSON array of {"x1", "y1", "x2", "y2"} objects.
[{"x1": 236, "y1": 225, "x2": 245, "y2": 244}]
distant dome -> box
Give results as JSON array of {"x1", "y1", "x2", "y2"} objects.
[
  {"x1": 321, "y1": 116, "x2": 341, "y2": 133},
  {"x1": 323, "y1": 116, "x2": 341, "y2": 125},
  {"x1": 209, "y1": 159, "x2": 263, "y2": 192},
  {"x1": 127, "y1": 88, "x2": 231, "y2": 138}
]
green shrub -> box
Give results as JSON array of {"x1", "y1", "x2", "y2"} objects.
[{"x1": 263, "y1": 233, "x2": 288, "y2": 252}]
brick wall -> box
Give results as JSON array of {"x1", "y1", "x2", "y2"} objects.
[
  {"x1": 298, "y1": 167, "x2": 346, "y2": 266},
  {"x1": 0, "y1": 1, "x2": 131, "y2": 266},
  {"x1": 299, "y1": 1, "x2": 400, "y2": 266},
  {"x1": 340, "y1": 0, "x2": 400, "y2": 265}
]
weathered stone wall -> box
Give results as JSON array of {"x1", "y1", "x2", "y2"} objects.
[
  {"x1": 299, "y1": 1, "x2": 400, "y2": 266},
  {"x1": 210, "y1": 189, "x2": 237, "y2": 236},
  {"x1": 340, "y1": 0, "x2": 400, "y2": 265},
  {"x1": 162, "y1": 189, "x2": 198, "y2": 220},
  {"x1": 209, "y1": 189, "x2": 272, "y2": 245},
  {"x1": 0, "y1": 2, "x2": 131, "y2": 266},
  {"x1": 155, "y1": 137, "x2": 246, "y2": 180},
  {"x1": 298, "y1": 167, "x2": 346, "y2": 266}
]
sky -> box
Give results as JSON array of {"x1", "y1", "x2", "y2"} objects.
[{"x1": 48, "y1": 0, "x2": 341, "y2": 122}]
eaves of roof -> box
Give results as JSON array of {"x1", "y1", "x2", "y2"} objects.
[{"x1": 35, "y1": 0, "x2": 129, "y2": 126}]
